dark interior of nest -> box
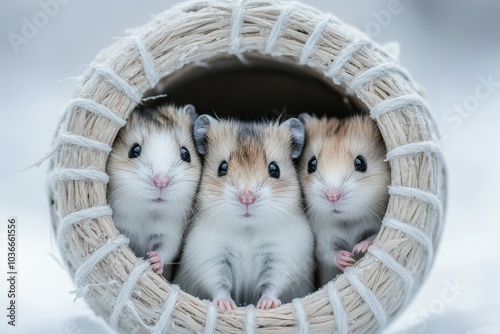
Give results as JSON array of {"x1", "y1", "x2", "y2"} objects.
[{"x1": 139, "y1": 53, "x2": 365, "y2": 120}]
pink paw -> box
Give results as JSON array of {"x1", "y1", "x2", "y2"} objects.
[
  {"x1": 147, "y1": 251, "x2": 163, "y2": 275},
  {"x1": 352, "y1": 240, "x2": 373, "y2": 254},
  {"x1": 214, "y1": 297, "x2": 237, "y2": 311},
  {"x1": 336, "y1": 250, "x2": 355, "y2": 271},
  {"x1": 257, "y1": 295, "x2": 282, "y2": 309}
]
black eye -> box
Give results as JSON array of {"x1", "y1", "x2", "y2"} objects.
[
  {"x1": 128, "y1": 143, "x2": 141, "y2": 158},
  {"x1": 180, "y1": 147, "x2": 191, "y2": 163},
  {"x1": 268, "y1": 162, "x2": 280, "y2": 179},
  {"x1": 218, "y1": 161, "x2": 228, "y2": 176},
  {"x1": 307, "y1": 157, "x2": 317, "y2": 173},
  {"x1": 354, "y1": 155, "x2": 367, "y2": 172}
]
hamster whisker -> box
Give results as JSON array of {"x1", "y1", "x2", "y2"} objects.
[
  {"x1": 311, "y1": 168, "x2": 326, "y2": 184},
  {"x1": 355, "y1": 173, "x2": 387, "y2": 182},
  {"x1": 203, "y1": 163, "x2": 223, "y2": 177},
  {"x1": 108, "y1": 167, "x2": 137, "y2": 174},
  {"x1": 133, "y1": 157, "x2": 151, "y2": 170},
  {"x1": 344, "y1": 170, "x2": 355, "y2": 183}
]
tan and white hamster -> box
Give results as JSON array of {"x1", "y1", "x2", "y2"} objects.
[
  {"x1": 298, "y1": 114, "x2": 390, "y2": 286},
  {"x1": 175, "y1": 115, "x2": 314, "y2": 310},
  {"x1": 106, "y1": 105, "x2": 201, "y2": 280}
]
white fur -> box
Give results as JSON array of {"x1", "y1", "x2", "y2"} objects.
[
  {"x1": 179, "y1": 214, "x2": 312, "y2": 304},
  {"x1": 107, "y1": 111, "x2": 200, "y2": 280},
  {"x1": 177, "y1": 204, "x2": 313, "y2": 305},
  {"x1": 312, "y1": 209, "x2": 382, "y2": 285},
  {"x1": 176, "y1": 119, "x2": 314, "y2": 306}
]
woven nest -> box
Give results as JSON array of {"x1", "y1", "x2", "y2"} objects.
[{"x1": 49, "y1": 0, "x2": 447, "y2": 333}]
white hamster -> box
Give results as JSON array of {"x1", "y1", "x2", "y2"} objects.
[
  {"x1": 175, "y1": 115, "x2": 314, "y2": 310},
  {"x1": 106, "y1": 105, "x2": 201, "y2": 280},
  {"x1": 298, "y1": 114, "x2": 390, "y2": 286}
]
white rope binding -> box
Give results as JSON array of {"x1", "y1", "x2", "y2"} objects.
[
  {"x1": 327, "y1": 38, "x2": 371, "y2": 84},
  {"x1": 245, "y1": 304, "x2": 257, "y2": 334},
  {"x1": 299, "y1": 15, "x2": 331, "y2": 65},
  {"x1": 50, "y1": 168, "x2": 109, "y2": 185},
  {"x1": 205, "y1": 303, "x2": 218, "y2": 334},
  {"x1": 74, "y1": 235, "x2": 129, "y2": 288},
  {"x1": 95, "y1": 66, "x2": 142, "y2": 104},
  {"x1": 228, "y1": 0, "x2": 245, "y2": 55},
  {"x1": 56, "y1": 205, "x2": 113, "y2": 250},
  {"x1": 264, "y1": 7, "x2": 293, "y2": 55},
  {"x1": 344, "y1": 270, "x2": 387, "y2": 328},
  {"x1": 367, "y1": 246, "x2": 414, "y2": 304},
  {"x1": 326, "y1": 282, "x2": 347, "y2": 334},
  {"x1": 382, "y1": 217, "x2": 434, "y2": 270},
  {"x1": 110, "y1": 260, "x2": 150, "y2": 327},
  {"x1": 349, "y1": 63, "x2": 412, "y2": 92},
  {"x1": 370, "y1": 94, "x2": 428, "y2": 119},
  {"x1": 65, "y1": 97, "x2": 127, "y2": 127},
  {"x1": 134, "y1": 35, "x2": 160, "y2": 87},
  {"x1": 386, "y1": 141, "x2": 443, "y2": 162},
  {"x1": 389, "y1": 186, "x2": 443, "y2": 222},
  {"x1": 23, "y1": 131, "x2": 113, "y2": 172},
  {"x1": 292, "y1": 298, "x2": 309, "y2": 334},
  {"x1": 57, "y1": 133, "x2": 112, "y2": 153},
  {"x1": 152, "y1": 284, "x2": 181, "y2": 334}
]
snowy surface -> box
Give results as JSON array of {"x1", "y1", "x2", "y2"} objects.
[{"x1": 1, "y1": 0, "x2": 499, "y2": 333}]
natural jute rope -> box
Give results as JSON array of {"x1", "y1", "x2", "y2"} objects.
[{"x1": 49, "y1": 0, "x2": 447, "y2": 332}]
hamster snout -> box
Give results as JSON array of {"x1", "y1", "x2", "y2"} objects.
[
  {"x1": 238, "y1": 190, "x2": 257, "y2": 217},
  {"x1": 152, "y1": 174, "x2": 171, "y2": 189},
  {"x1": 238, "y1": 190, "x2": 256, "y2": 205},
  {"x1": 325, "y1": 187, "x2": 342, "y2": 203}
]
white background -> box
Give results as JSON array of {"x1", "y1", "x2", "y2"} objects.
[{"x1": 1, "y1": 0, "x2": 499, "y2": 333}]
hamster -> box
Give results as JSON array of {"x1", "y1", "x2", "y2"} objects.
[
  {"x1": 298, "y1": 114, "x2": 390, "y2": 286},
  {"x1": 175, "y1": 115, "x2": 314, "y2": 310},
  {"x1": 106, "y1": 105, "x2": 201, "y2": 280}
]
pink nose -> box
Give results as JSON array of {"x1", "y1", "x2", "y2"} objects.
[
  {"x1": 325, "y1": 188, "x2": 342, "y2": 203},
  {"x1": 239, "y1": 191, "x2": 256, "y2": 205},
  {"x1": 153, "y1": 175, "x2": 171, "y2": 189}
]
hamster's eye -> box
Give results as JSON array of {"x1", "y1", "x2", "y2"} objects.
[
  {"x1": 307, "y1": 157, "x2": 317, "y2": 173},
  {"x1": 354, "y1": 155, "x2": 367, "y2": 172},
  {"x1": 180, "y1": 147, "x2": 191, "y2": 163},
  {"x1": 128, "y1": 143, "x2": 141, "y2": 159},
  {"x1": 218, "y1": 161, "x2": 228, "y2": 176},
  {"x1": 268, "y1": 162, "x2": 280, "y2": 179}
]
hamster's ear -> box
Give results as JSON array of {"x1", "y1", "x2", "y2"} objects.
[
  {"x1": 298, "y1": 113, "x2": 312, "y2": 125},
  {"x1": 194, "y1": 114, "x2": 218, "y2": 155},
  {"x1": 182, "y1": 104, "x2": 198, "y2": 123},
  {"x1": 281, "y1": 118, "x2": 305, "y2": 159}
]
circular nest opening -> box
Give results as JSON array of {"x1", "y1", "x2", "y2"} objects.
[
  {"x1": 49, "y1": 0, "x2": 447, "y2": 333},
  {"x1": 141, "y1": 54, "x2": 363, "y2": 119}
]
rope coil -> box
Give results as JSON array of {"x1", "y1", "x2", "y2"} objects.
[{"x1": 49, "y1": 0, "x2": 446, "y2": 332}]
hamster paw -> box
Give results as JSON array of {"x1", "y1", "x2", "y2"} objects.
[
  {"x1": 257, "y1": 296, "x2": 282, "y2": 309},
  {"x1": 352, "y1": 240, "x2": 373, "y2": 254},
  {"x1": 214, "y1": 297, "x2": 237, "y2": 311},
  {"x1": 147, "y1": 251, "x2": 163, "y2": 275},
  {"x1": 336, "y1": 250, "x2": 356, "y2": 271}
]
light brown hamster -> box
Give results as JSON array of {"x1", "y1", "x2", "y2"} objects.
[
  {"x1": 175, "y1": 115, "x2": 314, "y2": 311},
  {"x1": 298, "y1": 113, "x2": 390, "y2": 286}
]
